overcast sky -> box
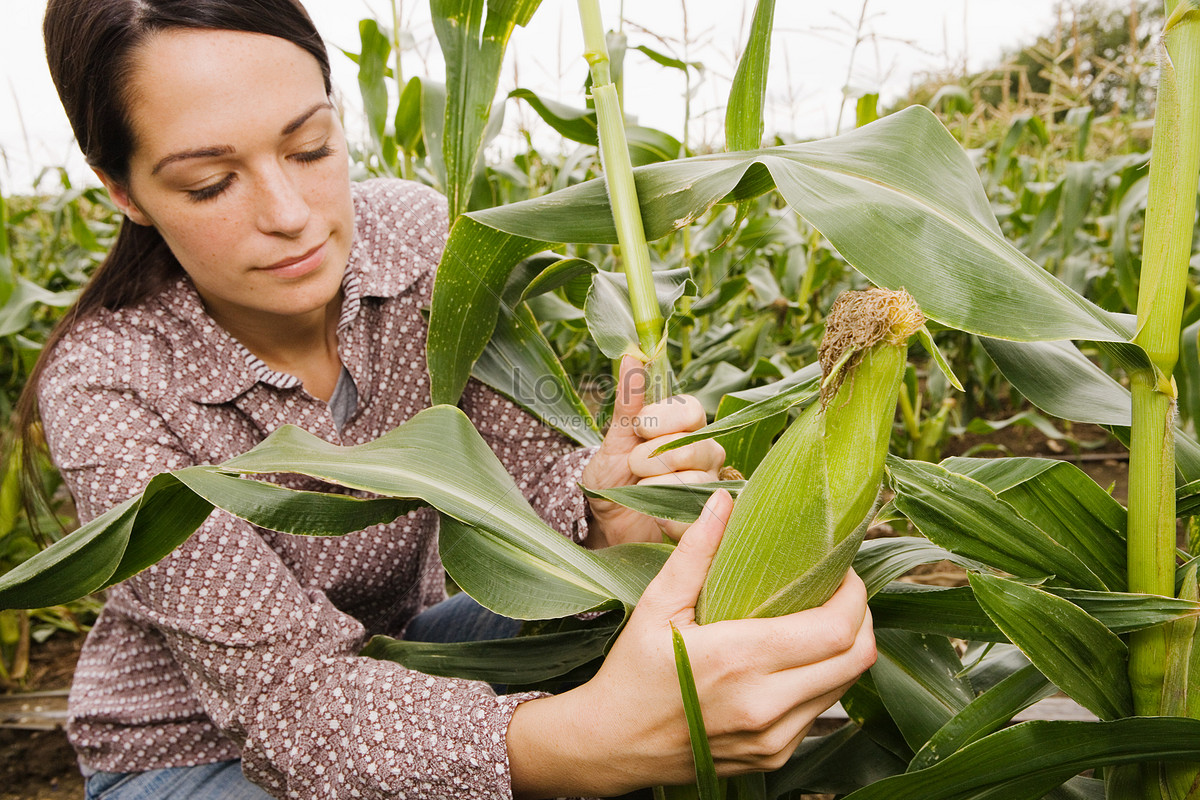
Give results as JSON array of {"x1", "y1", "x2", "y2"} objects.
[{"x1": 0, "y1": 0, "x2": 1062, "y2": 193}]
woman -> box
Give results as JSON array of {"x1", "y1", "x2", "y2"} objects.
[{"x1": 23, "y1": 1, "x2": 877, "y2": 798}]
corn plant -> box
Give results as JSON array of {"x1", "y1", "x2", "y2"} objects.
[{"x1": 6, "y1": 3, "x2": 1200, "y2": 798}]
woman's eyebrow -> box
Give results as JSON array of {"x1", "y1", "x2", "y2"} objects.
[
  {"x1": 150, "y1": 102, "x2": 334, "y2": 175},
  {"x1": 282, "y1": 101, "x2": 334, "y2": 136},
  {"x1": 151, "y1": 145, "x2": 235, "y2": 176}
]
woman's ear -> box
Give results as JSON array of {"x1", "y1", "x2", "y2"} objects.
[{"x1": 93, "y1": 169, "x2": 152, "y2": 227}]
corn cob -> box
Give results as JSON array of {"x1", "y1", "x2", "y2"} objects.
[{"x1": 697, "y1": 288, "x2": 924, "y2": 624}]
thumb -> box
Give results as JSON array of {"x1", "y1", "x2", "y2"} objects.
[
  {"x1": 604, "y1": 354, "x2": 646, "y2": 448},
  {"x1": 639, "y1": 489, "x2": 733, "y2": 619}
]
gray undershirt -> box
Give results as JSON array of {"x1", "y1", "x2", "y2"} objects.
[{"x1": 328, "y1": 366, "x2": 359, "y2": 433}]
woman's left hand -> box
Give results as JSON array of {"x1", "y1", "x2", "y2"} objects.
[{"x1": 581, "y1": 355, "x2": 726, "y2": 547}]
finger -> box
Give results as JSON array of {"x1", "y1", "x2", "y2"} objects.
[
  {"x1": 635, "y1": 394, "x2": 707, "y2": 439},
  {"x1": 713, "y1": 685, "x2": 847, "y2": 771},
  {"x1": 637, "y1": 490, "x2": 733, "y2": 620},
  {"x1": 597, "y1": 355, "x2": 647, "y2": 454},
  {"x1": 726, "y1": 571, "x2": 872, "y2": 673},
  {"x1": 766, "y1": 610, "x2": 877, "y2": 700},
  {"x1": 611, "y1": 354, "x2": 646, "y2": 429},
  {"x1": 636, "y1": 470, "x2": 721, "y2": 487},
  {"x1": 631, "y1": 437, "x2": 725, "y2": 478}
]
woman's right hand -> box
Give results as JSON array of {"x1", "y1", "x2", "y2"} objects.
[{"x1": 507, "y1": 490, "x2": 877, "y2": 799}]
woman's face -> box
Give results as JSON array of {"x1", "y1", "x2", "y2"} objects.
[{"x1": 105, "y1": 28, "x2": 355, "y2": 334}]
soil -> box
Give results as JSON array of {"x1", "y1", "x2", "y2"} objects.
[
  {"x1": 0, "y1": 422, "x2": 1143, "y2": 799},
  {"x1": 1, "y1": 636, "x2": 83, "y2": 800}
]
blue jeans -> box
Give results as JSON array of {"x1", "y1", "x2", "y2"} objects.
[{"x1": 84, "y1": 593, "x2": 521, "y2": 800}]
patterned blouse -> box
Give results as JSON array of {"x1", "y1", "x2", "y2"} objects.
[{"x1": 38, "y1": 179, "x2": 595, "y2": 799}]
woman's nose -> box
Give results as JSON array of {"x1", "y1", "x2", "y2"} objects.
[{"x1": 254, "y1": 165, "x2": 310, "y2": 236}]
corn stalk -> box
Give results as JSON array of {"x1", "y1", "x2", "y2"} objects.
[
  {"x1": 1125, "y1": 2, "x2": 1200, "y2": 795},
  {"x1": 1119, "y1": 0, "x2": 1200, "y2": 794},
  {"x1": 577, "y1": 0, "x2": 673, "y2": 403}
]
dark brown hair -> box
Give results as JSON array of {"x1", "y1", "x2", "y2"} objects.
[{"x1": 16, "y1": 0, "x2": 333, "y2": 525}]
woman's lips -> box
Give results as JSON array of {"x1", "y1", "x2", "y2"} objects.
[{"x1": 261, "y1": 241, "x2": 326, "y2": 277}]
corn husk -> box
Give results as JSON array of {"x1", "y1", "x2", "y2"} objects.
[{"x1": 697, "y1": 288, "x2": 923, "y2": 624}]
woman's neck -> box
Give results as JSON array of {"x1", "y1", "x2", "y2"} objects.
[{"x1": 208, "y1": 290, "x2": 345, "y2": 402}]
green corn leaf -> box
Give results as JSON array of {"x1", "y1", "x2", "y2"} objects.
[
  {"x1": 1050, "y1": 587, "x2": 1200, "y2": 634},
  {"x1": 941, "y1": 457, "x2": 1127, "y2": 592},
  {"x1": 871, "y1": 582, "x2": 1200, "y2": 642},
  {"x1": 431, "y1": 0, "x2": 542, "y2": 220},
  {"x1": 1178, "y1": 320, "x2": 1200, "y2": 431},
  {"x1": 1112, "y1": 172, "x2": 1151, "y2": 313},
  {"x1": 507, "y1": 88, "x2": 597, "y2": 144},
  {"x1": 171, "y1": 469, "x2": 419, "y2": 536},
  {"x1": 420, "y1": 78, "x2": 449, "y2": 190},
  {"x1": 982, "y1": 336, "x2": 1200, "y2": 483},
  {"x1": 1059, "y1": 161, "x2": 1096, "y2": 265},
  {"x1": 726, "y1": 0, "x2": 775, "y2": 152},
  {"x1": 0, "y1": 279, "x2": 78, "y2": 338},
  {"x1": 430, "y1": 105, "x2": 1149, "y2": 406},
  {"x1": 980, "y1": 338, "x2": 1133, "y2": 427},
  {"x1": 870, "y1": 584, "x2": 1004, "y2": 642},
  {"x1": 1162, "y1": 560, "x2": 1200, "y2": 719},
  {"x1": 634, "y1": 44, "x2": 703, "y2": 74},
  {"x1": 962, "y1": 410, "x2": 1067, "y2": 442},
  {"x1": 581, "y1": 481, "x2": 744, "y2": 524},
  {"x1": 840, "y1": 717, "x2": 1200, "y2": 800},
  {"x1": 653, "y1": 363, "x2": 820, "y2": 457},
  {"x1": 0, "y1": 406, "x2": 666, "y2": 620},
  {"x1": 969, "y1": 573, "x2": 1133, "y2": 722},
  {"x1": 766, "y1": 723, "x2": 907, "y2": 796},
  {"x1": 909, "y1": 664, "x2": 1056, "y2": 771},
  {"x1": 0, "y1": 442, "x2": 23, "y2": 539},
  {"x1": 671, "y1": 623, "x2": 721, "y2": 800},
  {"x1": 359, "y1": 622, "x2": 617, "y2": 683},
  {"x1": 624, "y1": 126, "x2": 689, "y2": 166},
  {"x1": 852, "y1": 537, "x2": 989, "y2": 597},
  {"x1": 438, "y1": 514, "x2": 667, "y2": 619},
  {"x1": 395, "y1": 76, "x2": 425, "y2": 153},
  {"x1": 711, "y1": 392, "x2": 786, "y2": 477},
  {"x1": 429, "y1": 217, "x2": 550, "y2": 403},
  {"x1": 583, "y1": 268, "x2": 694, "y2": 361},
  {"x1": 1066, "y1": 105, "x2": 1094, "y2": 161},
  {"x1": 840, "y1": 670, "x2": 913, "y2": 761},
  {"x1": 886, "y1": 457, "x2": 1108, "y2": 590},
  {"x1": 472, "y1": 304, "x2": 601, "y2": 447},
  {"x1": 181, "y1": 455, "x2": 643, "y2": 618},
  {"x1": 872, "y1": 629, "x2": 974, "y2": 753},
  {"x1": 0, "y1": 190, "x2": 10, "y2": 276},
  {"x1": 1162, "y1": 562, "x2": 1200, "y2": 797},
  {"x1": 356, "y1": 19, "x2": 392, "y2": 154},
  {"x1": 0, "y1": 473, "x2": 212, "y2": 609},
  {"x1": 506, "y1": 88, "x2": 684, "y2": 165},
  {"x1": 517, "y1": 257, "x2": 597, "y2": 303},
  {"x1": 988, "y1": 113, "x2": 1036, "y2": 188}
]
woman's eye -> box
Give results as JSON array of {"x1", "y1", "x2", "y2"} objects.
[
  {"x1": 186, "y1": 174, "x2": 235, "y2": 203},
  {"x1": 292, "y1": 143, "x2": 333, "y2": 164}
]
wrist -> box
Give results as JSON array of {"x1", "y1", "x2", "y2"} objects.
[{"x1": 506, "y1": 683, "x2": 640, "y2": 798}]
